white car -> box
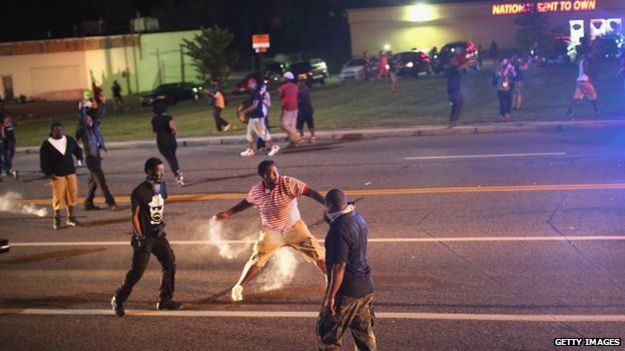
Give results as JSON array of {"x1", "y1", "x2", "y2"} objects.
[{"x1": 339, "y1": 57, "x2": 368, "y2": 82}]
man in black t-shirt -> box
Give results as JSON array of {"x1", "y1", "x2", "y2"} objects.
[
  {"x1": 111, "y1": 157, "x2": 182, "y2": 317},
  {"x1": 317, "y1": 189, "x2": 376, "y2": 351},
  {"x1": 446, "y1": 53, "x2": 466, "y2": 128}
]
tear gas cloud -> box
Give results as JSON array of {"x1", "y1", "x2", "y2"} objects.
[{"x1": 0, "y1": 192, "x2": 48, "y2": 217}]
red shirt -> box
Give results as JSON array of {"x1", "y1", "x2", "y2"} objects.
[
  {"x1": 279, "y1": 82, "x2": 298, "y2": 111},
  {"x1": 246, "y1": 176, "x2": 308, "y2": 231}
]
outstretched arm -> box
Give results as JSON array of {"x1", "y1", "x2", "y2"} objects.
[
  {"x1": 304, "y1": 187, "x2": 325, "y2": 205},
  {"x1": 216, "y1": 199, "x2": 254, "y2": 220}
]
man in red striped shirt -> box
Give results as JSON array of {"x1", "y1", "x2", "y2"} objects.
[{"x1": 216, "y1": 159, "x2": 327, "y2": 301}]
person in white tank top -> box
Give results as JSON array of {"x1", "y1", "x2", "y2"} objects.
[{"x1": 567, "y1": 53, "x2": 600, "y2": 117}]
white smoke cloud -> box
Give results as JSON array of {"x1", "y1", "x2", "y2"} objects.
[
  {"x1": 206, "y1": 216, "x2": 299, "y2": 291},
  {"x1": 0, "y1": 192, "x2": 48, "y2": 217}
]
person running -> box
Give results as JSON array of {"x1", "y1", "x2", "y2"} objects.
[
  {"x1": 111, "y1": 80, "x2": 124, "y2": 114},
  {"x1": 317, "y1": 189, "x2": 376, "y2": 351},
  {"x1": 39, "y1": 122, "x2": 83, "y2": 229},
  {"x1": 0, "y1": 108, "x2": 18, "y2": 181},
  {"x1": 111, "y1": 157, "x2": 183, "y2": 317},
  {"x1": 296, "y1": 80, "x2": 316, "y2": 143},
  {"x1": 239, "y1": 79, "x2": 280, "y2": 157},
  {"x1": 206, "y1": 79, "x2": 231, "y2": 132},
  {"x1": 567, "y1": 52, "x2": 601, "y2": 117},
  {"x1": 387, "y1": 51, "x2": 398, "y2": 93},
  {"x1": 151, "y1": 102, "x2": 184, "y2": 186},
  {"x1": 215, "y1": 160, "x2": 327, "y2": 302},
  {"x1": 492, "y1": 58, "x2": 516, "y2": 122}
]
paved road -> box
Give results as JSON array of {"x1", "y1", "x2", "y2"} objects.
[{"x1": 2, "y1": 130, "x2": 625, "y2": 350}]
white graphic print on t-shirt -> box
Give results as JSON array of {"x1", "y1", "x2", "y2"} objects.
[{"x1": 149, "y1": 194, "x2": 165, "y2": 225}]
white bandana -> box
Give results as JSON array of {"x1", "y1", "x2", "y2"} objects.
[
  {"x1": 48, "y1": 135, "x2": 67, "y2": 155},
  {"x1": 327, "y1": 204, "x2": 355, "y2": 223}
]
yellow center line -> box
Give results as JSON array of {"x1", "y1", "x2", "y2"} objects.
[{"x1": 14, "y1": 183, "x2": 625, "y2": 206}]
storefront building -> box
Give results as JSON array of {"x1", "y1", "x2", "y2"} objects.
[
  {"x1": 347, "y1": 0, "x2": 625, "y2": 55},
  {"x1": 0, "y1": 30, "x2": 200, "y2": 101}
]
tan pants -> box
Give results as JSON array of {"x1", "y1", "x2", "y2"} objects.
[
  {"x1": 51, "y1": 174, "x2": 78, "y2": 211},
  {"x1": 280, "y1": 109, "x2": 300, "y2": 143},
  {"x1": 250, "y1": 220, "x2": 324, "y2": 268},
  {"x1": 573, "y1": 81, "x2": 597, "y2": 100}
]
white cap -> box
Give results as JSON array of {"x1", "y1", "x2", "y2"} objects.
[{"x1": 283, "y1": 71, "x2": 294, "y2": 80}]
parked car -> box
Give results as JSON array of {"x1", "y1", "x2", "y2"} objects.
[
  {"x1": 263, "y1": 62, "x2": 287, "y2": 75},
  {"x1": 591, "y1": 34, "x2": 624, "y2": 61},
  {"x1": 339, "y1": 57, "x2": 368, "y2": 81},
  {"x1": 309, "y1": 58, "x2": 329, "y2": 79},
  {"x1": 533, "y1": 36, "x2": 576, "y2": 66},
  {"x1": 289, "y1": 60, "x2": 327, "y2": 86},
  {"x1": 433, "y1": 41, "x2": 481, "y2": 73},
  {"x1": 395, "y1": 51, "x2": 432, "y2": 76},
  {"x1": 140, "y1": 82, "x2": 204, "y2": 106}
]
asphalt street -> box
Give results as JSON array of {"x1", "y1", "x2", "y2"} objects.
[{"x1": 1, "y1": 129, "x2": 625, "y2": 350}]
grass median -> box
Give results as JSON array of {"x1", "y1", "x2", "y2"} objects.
[{"x1": 8, "y1": 60, "x2": 625, "y2": 147}]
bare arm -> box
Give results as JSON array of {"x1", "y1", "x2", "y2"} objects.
[
  {"x1": 304, "y1": 187, "x2": 325, "y2": 205},
  {"x1": 323, "y1": 263, "x2": 346, "y2": 316},
  {"x1": 132, "y1": 206, "x2": 143, "y2": 237},
  {"x1": 241, "y1": 100, "x2": 259, "y2": 115},
  {"x1": 169, "y1": 119, "x2": 177, "y2": 136},
  {"x1": 216, "y1": 199, "x2": 254, "y2": 220}
]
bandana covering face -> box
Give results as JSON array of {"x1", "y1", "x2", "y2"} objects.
[{"x1": 326, "y1": 204, "x2": 355, "y2": 223}]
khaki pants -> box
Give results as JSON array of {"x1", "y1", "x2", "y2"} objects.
[
  {"x1": 280, "y1": 109, "x2": 300, "y2": 143},
  {"x1": 250, "y1": 220, "x2": 324, "y2": 268},
  {"x1": 317, "y1": 292, "x2": 377, "y2": 351},
  {"x1": 51, "y1": 173, "x2": 78, "y2": 211}
]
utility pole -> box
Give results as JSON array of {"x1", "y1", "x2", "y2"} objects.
[{"x1": 180, "y1": 44, "x2": 185, "y2": 83}]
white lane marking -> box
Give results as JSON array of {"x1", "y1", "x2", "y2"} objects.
[
  {"x1": 404, "y1": 152, "x2": 567, "y2": 160},
  {"x1": 1, "y1": 308, "x2": 625, "y2": 322},
  {"x1": 7, "y1": 236, "x2": 625, "y2": 247}
]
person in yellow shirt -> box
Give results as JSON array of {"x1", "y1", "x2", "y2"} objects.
[{"x1": 205, "y1": 80, "x2": 231, "y2": 132}]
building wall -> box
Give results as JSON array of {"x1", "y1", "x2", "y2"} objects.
[
  {"x1": 0, "y1": 30, "x2": 201, "y2": 101},
  {"x1": 348, "y1": 0, "x2": 625, "y2": 56}
]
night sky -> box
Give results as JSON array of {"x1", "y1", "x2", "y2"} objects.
[{"x1": 1, "y1": 0, "x2": 494, "y2": 51}]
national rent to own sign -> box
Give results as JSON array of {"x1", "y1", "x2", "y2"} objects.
[{"x1": 492, "y1": 0, "x2": 596, "y2": 15}]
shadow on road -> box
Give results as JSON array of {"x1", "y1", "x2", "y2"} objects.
[{"x1": 0, "y1": 248, "x2": 107, "y2": 265}]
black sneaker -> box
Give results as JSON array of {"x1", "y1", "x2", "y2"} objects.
[
  {"x1": 156, "y1": 300, "x2": 183, "y2": 311},
  {"x1": 111, "y1": 296, "x2": 125, "y2": 317},
  {"x1": 66, "y1": 217, "x2": 79, "y2": 227},
  {"x1": 52, "y1": 216, "x2": 62, "y2": 230}
]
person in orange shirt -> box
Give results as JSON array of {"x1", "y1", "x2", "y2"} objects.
[{"x1": 206, "y1": 80, "x2": 231, "y2": 132}]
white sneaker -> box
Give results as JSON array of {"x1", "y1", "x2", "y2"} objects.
[
  {"x1": 240, "y1": 148, "x2": 254, "y2": 157},
  {"x1": 176, "y1": 174, "x2": 184, "y2": 187},
  {"x1": 223, "y1": 124, "x2": 231, "y2": 132},
  {"x1": 267, "y1": 145, "x2": 280, "y2": 156},
  {"x1": 231, "y1": 284, "x2": 243, "y2": 302}
]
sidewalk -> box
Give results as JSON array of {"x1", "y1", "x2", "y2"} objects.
[{"x1": 16, "y1": 119, "x2": 625, "y2": 154}]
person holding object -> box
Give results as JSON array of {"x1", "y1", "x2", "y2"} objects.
[
  {"x1": 492, "y1": 58, "x2": 516, "y2": 122},
  {"x1": 111, "y1": 157, "x2": 182, "y2": 317},
  {"x1": 317, "y1": 189, "x2": 376, "y2": 351},
  {"x1": 39, "y1": 122, "x2": 83, "y2": 229},
  {"x1": 215, "y1": 160, "x2": 326, "y2": 302}
]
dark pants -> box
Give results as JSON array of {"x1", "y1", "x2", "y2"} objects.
[
  {"x1": 84, "y1": 155, "x2": 116, "y2": 206},
  {"x1": 157, "y1": 138, "x2": 180, "y2": 175},
  {"x1": 297, "y1": 113, "x2": 314, "y2": 130},
  {"x1": 317, "y1": 292, "x2": 376, "y2": 351},
  {"x1": 115, "y1": 235, "x2": 176, "y2": 303},
  {"x1": 0, "y1": 139, "x2": 15, "y2": 175},
  {"x1": 497, "y1": 90, "x2": 512, "y2": 116},
  {"x1": 448, "y1": 91, "x2": 463, "y2": 123},
  {"x1": 213, "y1": 107, "x2": 229, "y2": 131}
]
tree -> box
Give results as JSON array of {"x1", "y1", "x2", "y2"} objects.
[
  {"x1": 514, "y1": 2, "x2": 551, "y2": 53},
  {"x1": 182, "y1": 25, "x2": 238, "y2": 82}
]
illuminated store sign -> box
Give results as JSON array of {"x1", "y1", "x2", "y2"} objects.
[{"x1": 492, "y1": 0, "x2": 596, "y2": 15}]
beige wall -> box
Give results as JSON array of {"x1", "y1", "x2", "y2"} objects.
[
  {"x1": 348, "y1": 0, "x2": 625, "y2": 56},
  {"x1": 0, "y1": 30, "x2": 201, "y2": 101}
]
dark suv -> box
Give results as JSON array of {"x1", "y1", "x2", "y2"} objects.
[
  {"x1": 141, "y1": 82, "x2": 204, "y2": 106},
  {"x1": 395, "y1": 51, "x2": 432, "y2": 76},
  {"x1": 433, "y1": 41, "x2": 481, "y2": 73},
  {"x1": 289, "y1": 60, "x2": 327, "y2": 86}
]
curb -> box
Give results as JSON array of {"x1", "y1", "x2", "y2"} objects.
[{"x1": 16, "y1": 120, "x2": 625, "y2": 154}]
